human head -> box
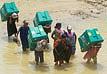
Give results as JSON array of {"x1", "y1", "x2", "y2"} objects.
[
  {"x1": 23, "y1": 20, "x2": 29, "y2": 26},
  {"x1": 55, "y1": 23, "x2": 61, "y2": 29},
  {"x1": 40, "y1": 39, "x2": 47, "y2": 46},
  {"x1": 67, "y1": 25, "x2": 72, "y2": 33},
  {"x1": 11, "y1": 13, "x2": 18, "y2": 19}
]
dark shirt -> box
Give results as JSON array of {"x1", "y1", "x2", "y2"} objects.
[{"x1": 19, "y1": 26, "x2": 29, "y2": 39}]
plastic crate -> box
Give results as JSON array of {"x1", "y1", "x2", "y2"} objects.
[
  {"x1": 0, "y1": 2, "x2": 19, "y2": 21},
  {"x1": 78, "y1": 35, "x2": 89, "y2": 52},
  {"x1": 28, "y1": 25, "x2": 48, "y2": 50},
  {"x1": 84, "y1": 28, "x2": 104, "y2": 44},
  {"x1": 78, "y1": 28, "x2": 104, "y2": 52},
  {"x1": 33, "y1": 11, "x2": 53, "y2": 26}
]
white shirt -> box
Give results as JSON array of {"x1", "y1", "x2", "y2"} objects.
[
  {"x1": 35, "y1": 41, "x2": 43, "y2": 51},
  {"x1": 35, "y1": 40, "x2": 48, "y2": 51}
]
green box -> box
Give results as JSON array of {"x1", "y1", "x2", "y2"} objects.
[
  {"x1": 78, "y1": 35, "x2": 89, "y2": 52},
  {"x1": 84, "y1": 28, "x2": 104, "y2": 45},
  {"x1": 28, "y1": 35, "x2": 37, "y2": 51},
  {"x1": 28, "y1": 25, "x2": 48, "y2": 50},
  {"x1": 0, "y1": 11, "x2": 6, "y2": 21},
  {"x1": 33, "y1": 11, "x2": 53, "y2": 26},
  {"x1": 78, "y1": 28, "x2": 104, "y2": 52},
  {"x1": 28, "y1": 25, "x2": 48, "y2": 41},
  {"x1": 0, "y1": 2, "x2": 19, "y2": 21}
]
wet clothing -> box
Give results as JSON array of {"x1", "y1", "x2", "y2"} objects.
[
  {"x1": 64, "y1": 46, "x2": 72, "y2": 63},
  {"x1": 84, "y1": 45, "x2": 101, "y2": 60},
  {"x1": 19, "y1": 26, "x2": 29, "y2": 50},
  {"x1": 66, "y1": 32, "x2": 76, "y2": 54},
  {"x1": 52, "y1": 28, "x2": 65, "y2": 63},
  {"x1": 66, "y1": 32, "x2": 76, "y2": 47},
  {"x1": 64, "y1": 31, "x2": 76, "y2": 62},
  {"x1": 34, "y1": 41, "x2": 45, "y2": 63},
  {"x1": 35, "y1": 51, "x2": 44, "y2": 63},
  {"x1": 53, "y1": 39, "x2": 66, "y2": 62},
  {"x1": 84, "y1": 44, "x2": 101, "y2": 63},
  {"x1": 7, "y1": 17, "x2": 18, "y2": 36}
]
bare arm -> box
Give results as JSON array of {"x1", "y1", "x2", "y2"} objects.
[
  {"x1": 16, "y1": 16, "x2": 19, "y2": 23},
  {"x1": 51, "y1": 31, "x2": 55, "y2": 40},
  {"x1": 16, "y1": 27, "x2": 20, "y2": 38},
  {"x1": 74, "y1": 32, "x2": 77, "y2": 44}
]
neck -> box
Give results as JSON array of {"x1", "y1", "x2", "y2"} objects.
[{"x1": 68, "y1": 32, "x2": 71, "y2": 33}]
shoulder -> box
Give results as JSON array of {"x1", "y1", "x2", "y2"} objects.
[{"x1": 19, "y1": 26, "x2": 23, "y2": 30}]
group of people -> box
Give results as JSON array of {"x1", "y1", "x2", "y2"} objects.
[
  {"x1": 51, "y1": 23, "x2": 77, "y2": 66},
  {"x1": 7, "y1": 13, "x2": 29, "y2": 52},
  {"x1": 51, "y1": 23, "x2": 102, "y2": 65},
  {"x1": 6, "y1": 12, "x2": 77, "y2": 65},
  {"x1": 6, "y1": 12, "x2": 101, "y2": 66},
  {"x1": 6, "y1": 12, "x2": 50, "y2": 65}
]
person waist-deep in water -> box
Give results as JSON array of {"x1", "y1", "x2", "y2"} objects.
[
  {"x1": 7, "y1": 13, "x2": 19, "y2": 39},
  {"x1": 17, "y1": 20, "x2": 29, "y2": 52}
]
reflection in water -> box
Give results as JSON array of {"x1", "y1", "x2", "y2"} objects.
[{"x1": 80, "y1": 60, "x2": 104, "y2": 74}]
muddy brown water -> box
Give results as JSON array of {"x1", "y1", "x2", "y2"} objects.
[{"x1": 0, "y1": 0, "x2": 107, "y2": 74}]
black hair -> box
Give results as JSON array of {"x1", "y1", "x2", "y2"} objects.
[{"x1": 55, "y1": 23, "x2": 61, "y2": 28}]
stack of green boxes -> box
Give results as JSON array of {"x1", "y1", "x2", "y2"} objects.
[
  {"x1": 78, "y1": 28, "x2": 104, "y2": 52},
  {"x1": 30, "y1": 11, "x2": 53, "y2": 50},
  {"x1": 33, "y1": 11, "x2": 53, "y2": 27},
  {"x1": 0, "y1": 2, "x2": 19, "y2": 21},
  {"x1": 28, "y1": 25, "x2": 48, "y2": 51}
]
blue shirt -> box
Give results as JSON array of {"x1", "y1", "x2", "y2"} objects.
[{"x1": 19, "y1": 26, "x2": 29, "y2": 39}]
